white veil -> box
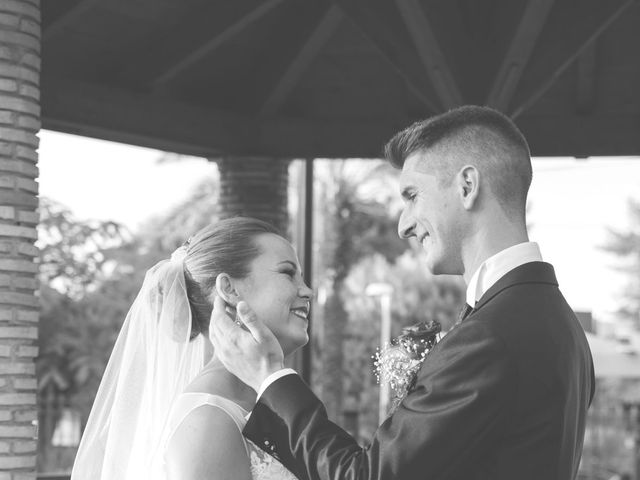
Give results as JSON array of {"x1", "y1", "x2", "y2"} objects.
[{"x1": 70, "y1": 246, "x2": 209, "y2": 480}]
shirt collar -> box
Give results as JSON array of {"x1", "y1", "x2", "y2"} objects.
[{"x1": 466, "y1": 242, "x2": 543, "y2": 306}]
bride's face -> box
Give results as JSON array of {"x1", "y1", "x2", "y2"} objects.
[{"x1": 234, "y1": 233, "x2": 312, "y2": 356}]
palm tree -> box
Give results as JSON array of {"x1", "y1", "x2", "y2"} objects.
[
  {"x1": 602, "y1": 198, "x2": 640, "y2": 329},
  {"x1": 313, "y1": 159, "x2": 408, "y2": 423}
]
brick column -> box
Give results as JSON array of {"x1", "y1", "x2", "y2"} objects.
[
  {"x1": 0, "y1": 0, "x2": 41, "y2": 477},
  {"x1": 216, "y1": 157, "x2": 290, "y2": 236}
]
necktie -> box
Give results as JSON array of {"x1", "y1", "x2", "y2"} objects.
[{"x1": 457, "y1": 303, "x2": 474, "y2": 324}]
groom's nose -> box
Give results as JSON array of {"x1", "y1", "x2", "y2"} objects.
[{"x1": 398, "y1": 210, "x2": 416, "y2": 239}]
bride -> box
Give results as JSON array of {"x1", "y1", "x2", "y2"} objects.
[{"x1": 71, "y1": 217, "x2": 312, "y2": 480}]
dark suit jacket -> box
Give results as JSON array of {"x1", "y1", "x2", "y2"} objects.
[{"x1": 244, "y1": 262, "x2": 595, "y2": 480}]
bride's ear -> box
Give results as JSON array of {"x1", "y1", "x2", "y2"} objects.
[{"x1": 214, "y1": 273, "x2": 240, "y2": 306}]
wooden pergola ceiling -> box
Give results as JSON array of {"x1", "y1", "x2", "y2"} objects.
[{"x1": 41, "y1": 0, "x2": 640, "y2": 158}]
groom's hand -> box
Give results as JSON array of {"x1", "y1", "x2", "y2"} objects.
[{"x1": 210, "y1": 296, "x2": 284, "y2": 392}]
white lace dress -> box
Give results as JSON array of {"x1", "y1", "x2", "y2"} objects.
[{"x1": 155, "y1": 393, "x2": 299, "y2": 480}]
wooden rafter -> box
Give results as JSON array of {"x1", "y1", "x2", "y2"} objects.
[
  {"x1": 43, "y1": 0, "x2": 101, "y2": 42},
  {"x1": 41, "y1": 76, "x2": 400, "y2": 158},
  {"x1": 509, "y1": 0, "x2": 633, "y2": 118},
  {"x1": 40, "y1": 77, "x2": 640, "y2": 158},
  {"x1": 395, "y1": 0, "x2": 463, "y2": 109},
  {"x1": 260, "y1": 5, "x2": 343, "y2": 116},
  {"x1": 486, "y1": 0, "x2": 556, "y2": 112},
  {"x1": 575, "y1": 43, "x2": 597, "y2": 115},
  {"x1": 152, "y1": 0, "x2": 285, "y2": 88},
  {"x1": 517, "y1": 113, "x2": 640, "y2": 157},
  {"x1": 331, "y1": 0, "x2": 441, "y2": 113}
]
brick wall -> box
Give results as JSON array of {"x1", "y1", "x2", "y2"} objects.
[
  {"x1": 216, "y1": 157, "x2": 290, "y2": 237},
  {"x1": 0, "y1": 0, "x2": 41, "y2": 478}
]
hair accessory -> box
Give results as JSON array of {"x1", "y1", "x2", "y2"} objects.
[{"x1": 170, "y1": 245, "x2": 188, "y2": 265}]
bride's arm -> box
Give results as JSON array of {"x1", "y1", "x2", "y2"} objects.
[{"x1": 165, "y1": 405, "x2": 252, "y2": 480}]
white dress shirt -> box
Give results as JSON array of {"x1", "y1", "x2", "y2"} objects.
[
  {"x1": 258, "y1": 242, "x2": 543, "y2": 399},
  {"x1": 257, "y1": 368, "x2": 298, "y2": 398},
  {"x1": 465, "y1": 242, "x2": 542, "y2": 306}
]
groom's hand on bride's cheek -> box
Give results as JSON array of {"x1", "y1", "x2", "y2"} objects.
[{"x1": 210, "y1": 296, "x2": 284, "y2": 392}]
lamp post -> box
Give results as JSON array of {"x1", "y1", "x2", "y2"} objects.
[
  {"x1": 623, "y1": 401, "x2": 640, "y2": 480},
  {"x1": 365, "y1": 282, "x2": 394, "y2": 424}
]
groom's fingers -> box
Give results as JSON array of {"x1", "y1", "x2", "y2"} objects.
[
  {"x1": 209, "y1": 296, "x2": 226, "y2": 349},
  {"x1": 211, "y1": 296, "x2": 233, "y2": 328},
  {"x1": 210, "y1": 295, "x2": 240, "y2": 346},
  {"x1": 236, "y1": 301, "x2": 275, "y2": 345}
]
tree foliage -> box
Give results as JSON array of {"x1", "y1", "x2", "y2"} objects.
[
  {"x1": 601, "y1": 198, "x2": 640, "y2": 328},
  {"x1": 38, "y1": 197, "x2": 130, "y2": 299},
  {"x1": 37, "y1": 181, "x2": 219, "y2": 420},
  {"x1": 312, "y1": 160, "x2": 409, "y2": 422}
]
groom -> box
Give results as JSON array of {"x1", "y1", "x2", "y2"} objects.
[{"x1": 211, "y1": 105, "x2": 595, "y2": 480}]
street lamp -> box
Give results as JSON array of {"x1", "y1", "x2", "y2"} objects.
[
  {"x1": 623, "y1": 400, "x2": 640, "y2": 480},
  {"x1": 365, "y1": 282, "x2": 394, "y2": 424}
]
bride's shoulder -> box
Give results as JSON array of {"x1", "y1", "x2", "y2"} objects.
[{"x1": 165, "y1": 401, "x2": 252, "y2": 479}]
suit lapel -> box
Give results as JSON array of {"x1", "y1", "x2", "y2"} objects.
[{"x1": 473, "y1": 261, "x2": 558, "y2": 313}]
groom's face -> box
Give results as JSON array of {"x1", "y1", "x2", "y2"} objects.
[{"x1": 397, "y1": 151, "x2": 464, "y2": 275}]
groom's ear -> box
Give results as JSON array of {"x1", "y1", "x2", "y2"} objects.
[
  {"x1": 215, "y1": 273, "x2": 240, "y2": 306},
  {"x1": 458, "y1": 165, "x2": 479, "y2": 210}
]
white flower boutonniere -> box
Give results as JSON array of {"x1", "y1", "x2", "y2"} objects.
[{"x1": 373, "y1": 321, "x2": 441, "y2": 412}]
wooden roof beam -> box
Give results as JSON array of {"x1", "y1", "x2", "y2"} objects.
[
  {"x1": 517, "y1": 113, "x2": 640, "y2": 157},
  {"x1": 486, "y1": 0, "x2": 556, "y2": 112},
  {"x1": 40, "y1": 77, "x2": 640, "y2": 158},
  {"x1": 395, "y1": 0, "x2": 463, "y2": 110},
  {"x1": 509, "y1": 0, "x2": 633, "y2": 119},
  {"x1": 260, "y1": 5, "x2": 343, "y2": 116},
  {"x1": 43, "y1": 0, "x2": 101, "y2": 43},
  {"x1": 575, "y1": 43, "x2": 597, "y2": 116},
  {"x1": 331, "y1": 0, "x2": 441, "y2": 114},
  {"x1": 40, "y1": 76, "x2": 401, "y2": 158},
  {"x1": 152, "y1": 0, "x2": 285, "y2": 89}
]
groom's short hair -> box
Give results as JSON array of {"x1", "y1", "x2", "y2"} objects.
[{"x1": 384, "y1": 105, "x2": 532, "y2": 212}]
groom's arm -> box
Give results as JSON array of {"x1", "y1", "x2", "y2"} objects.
[{"x1": 245, "y1": 320, "x2": 516, "y2": 480}]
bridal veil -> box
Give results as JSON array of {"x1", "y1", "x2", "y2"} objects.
[{"x1": 70, "y1": 246, "x2": 209, "y2": 479}]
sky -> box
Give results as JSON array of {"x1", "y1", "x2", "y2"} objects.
[
  {"x1": 37, "y1": 132, "x2": 217, "y2": 230},
  {"x1": 527, "y1": 158, "x2": 640, "y2": 322},
  {"x1": 37, "y1": 130, "x2": 640, "y2": 325}
]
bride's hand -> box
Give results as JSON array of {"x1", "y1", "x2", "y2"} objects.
[{"x1": 210, "y1": 296, "x2": 284, "y2": 392}]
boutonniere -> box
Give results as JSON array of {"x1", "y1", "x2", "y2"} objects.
[{"x1": 373, "y1": 320, "x2": 441, "y2": 412}]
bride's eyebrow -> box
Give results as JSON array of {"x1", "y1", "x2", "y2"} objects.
[{"x1": 277, "y1": 260, "x2": 304, "y2": 277}]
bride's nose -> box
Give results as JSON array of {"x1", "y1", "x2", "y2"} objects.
[{"x1": 298, "y1": 283, "x2": 313, "y2": 300}]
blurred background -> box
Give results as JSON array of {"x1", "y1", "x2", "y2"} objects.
[{"x1": 35, "y1": 131, "x2": 640, "y2": 479}]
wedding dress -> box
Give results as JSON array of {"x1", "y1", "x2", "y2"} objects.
[{"x1": 155, "y1": 392, "x2": 299, "y2": 480}]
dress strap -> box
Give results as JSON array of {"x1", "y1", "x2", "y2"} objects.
[{"x1": 160, "y1": 393, "x2": 251, "y2": 460}]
